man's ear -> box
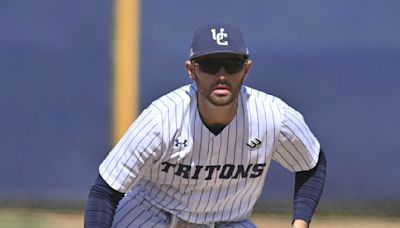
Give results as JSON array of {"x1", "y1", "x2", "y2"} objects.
[
  {"x1": 185, "y1": 60, "x2": 196, "y2": 80},
  {"x1": 243, "y1": 60, "x2": 252, "y2": 79}
]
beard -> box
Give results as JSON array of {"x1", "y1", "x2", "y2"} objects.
[
  {"x1": 194, "y1": 72, "x2": 245, "y2": 107},
  {"x1": 203, "y1": 81, "x2": 243, "y2": 106},
  {"x1": 206, "y1": 92, "x2": 235, "y2": 106}
]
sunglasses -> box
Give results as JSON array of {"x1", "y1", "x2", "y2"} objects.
[{"x1": 192, "y1": 57, "x2": 247, "y2": 75}]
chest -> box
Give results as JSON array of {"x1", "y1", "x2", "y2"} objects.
[
  {"x1": 156, "y1": 120, "x2": 275, "y2": 184},
  {"x1": 150, "y1": 94, "x2": 279, "y2": 186}
]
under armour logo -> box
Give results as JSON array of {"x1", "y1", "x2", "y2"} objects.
[
  {"x1": 211, "y1": 28, "x2": 228, "y2": 46},
  {"x1": 247, "y1": 138, "x2": 261, "y2": 148},
  {"x1": 174, "y1": 139, "x2": 188, "y2": 147}
]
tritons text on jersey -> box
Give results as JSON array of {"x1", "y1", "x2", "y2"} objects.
[{"x1": 161, "y1": 161, "x2": 267, "y2": 180}]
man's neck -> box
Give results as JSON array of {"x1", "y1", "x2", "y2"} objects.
[{"x1": 197, "y1": 98, "x2": 238, "y2": 128}]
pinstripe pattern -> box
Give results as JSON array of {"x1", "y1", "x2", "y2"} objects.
[
  {"x1": 99, "y1": 84, "x2": 320, "y2": 225},
  {"x1": 112, "y1": 188, "x2": 171, "y2": 228},
  {"x1": 272, "y1": 100, "x2": 320, "y2": 171}
]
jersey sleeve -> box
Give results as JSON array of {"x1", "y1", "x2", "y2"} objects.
[
  {"x1": 99, "y1": 107, "x2": 162, "y2": 193},
  {"x1": 272, "y1": 100, "x2": 320, "y2": 172}
]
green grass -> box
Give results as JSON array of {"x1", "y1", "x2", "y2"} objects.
[{"x1": 0, "y1": 208, "x2": 83, "y2": 228}]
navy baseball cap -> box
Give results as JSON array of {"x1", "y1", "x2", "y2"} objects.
[{"x1": 189, "y1": 23, "x2": 249, "y2": 60}]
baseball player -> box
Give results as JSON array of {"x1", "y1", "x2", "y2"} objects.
[{"x1": 85, "y1": 23, "x2": 327, "y2": 228}]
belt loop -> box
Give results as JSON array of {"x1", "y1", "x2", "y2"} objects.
[{"x1": 168, "y1": 212, "x2": 215, "y2": 228}]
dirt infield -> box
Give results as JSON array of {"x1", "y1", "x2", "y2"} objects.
[{"x1": 1, "y1": 208, "x2": 399, "y2": 228}]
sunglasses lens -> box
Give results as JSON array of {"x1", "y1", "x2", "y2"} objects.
[
  {"x1": 224, "y1": 59, "x2": 245, "y2": 74},
  {"x1": 194, "y1": 58, "x2": 245, "y2": 74},
  {"x1": 197, "y1": 59, "x2": 221, "y2": 74}
]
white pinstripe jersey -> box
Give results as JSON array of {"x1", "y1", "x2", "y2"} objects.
[{"x1": 99, "y1": 84, "x2": 320, "y2": 224}]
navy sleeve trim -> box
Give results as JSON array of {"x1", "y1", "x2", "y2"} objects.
[
  {"x1": 293, "y1": 149, "x2": 327, "y2": 224},
  {"x1": 84, "y1": 174, "x2": 124, "y2": 228}
]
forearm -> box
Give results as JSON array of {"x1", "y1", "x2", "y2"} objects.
[
  {"x1": 293, "y1": 219, "x2": 309, "y2": 228},
  {"x1": 84, "y1": 174, "x2": 124, "y2": 228},
  {"x1": 293, "y1": 149, "x2": 327, "y2": 225}
]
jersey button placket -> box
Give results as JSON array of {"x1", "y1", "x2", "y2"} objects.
[{"x1": 212, "y1": 135, "x2": 221, "y2": 160}]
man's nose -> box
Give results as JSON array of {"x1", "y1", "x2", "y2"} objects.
[{"x1": 215, "y1": 67, "x2": 229, "y2": 79}]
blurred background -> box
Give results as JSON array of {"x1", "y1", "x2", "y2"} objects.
[{"x1": 1, "y1": 0, "x2": 399, "y2": 227}]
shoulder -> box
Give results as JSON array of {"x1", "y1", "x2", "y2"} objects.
[
  {"x1": 242, "y1": 86, "x2": 304, "y2": 123},
  {"x1": 243, "y1": 86, "x2": 287, "y2": 107},
  {"x1": 147, "y1": 84, "x2": 195, "y2": 115}
]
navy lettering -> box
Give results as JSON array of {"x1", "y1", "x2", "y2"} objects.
[
  {"x1": 204, "y1": 165, "x2": 221, "y2": 180},
  {"x1": 175, "y1": 164, "x2": 191, "y2": 178},
  {"x1": 191, "y1": 165, "x2": 203, "y2": 179},
  {"x1": 161, "y1": 162, "x2": 266, "y2": 179},
  {"x1": 161, "y1": 161, "x2": 176, "y2": 173},
  {"x1": 219, "y1": 164, "x2": 235, "y2": 179},
  {"x1": 232, "y1": 164, "x2": 253, "y2": 178},
  {"x1": 250, "y1": 163, "x2": 266, "y2": 178}
]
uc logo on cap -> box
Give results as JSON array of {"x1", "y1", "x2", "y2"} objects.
[{"x1": 211, "y1": 28, "x2": 228, "y2": 46}]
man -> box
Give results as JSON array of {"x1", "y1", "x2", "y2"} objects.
[{"x1": 85, "y1": 23, "x2": 327, "y2": 228}]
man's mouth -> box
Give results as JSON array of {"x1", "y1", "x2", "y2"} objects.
[{"x1": 212, "y1": 84, "x2": 230, "y2": 96}]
